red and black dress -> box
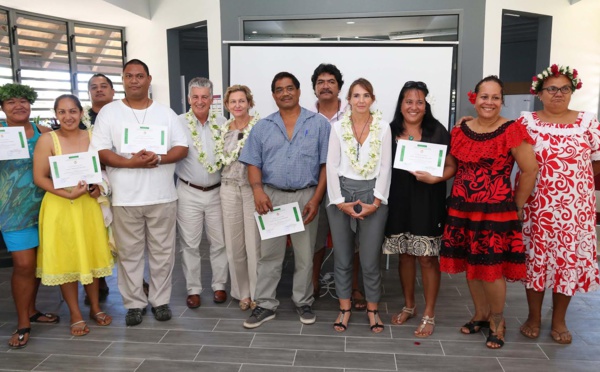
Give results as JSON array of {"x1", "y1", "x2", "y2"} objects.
[{"x1": 440, "y1": 120, "x2": 534, "y2": 282}]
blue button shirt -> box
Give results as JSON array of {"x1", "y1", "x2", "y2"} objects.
[{"x1": 239, "y1": 107, "x2": 330, "y2": 190}]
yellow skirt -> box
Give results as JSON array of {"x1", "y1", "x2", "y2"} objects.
[{"x1": 37, "y1": 192, "x2": 114, "y2": 286}]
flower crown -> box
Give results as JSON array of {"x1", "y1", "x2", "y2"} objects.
[{"x1": 530, "y1": 64, "x2": 582, "y2": 94}]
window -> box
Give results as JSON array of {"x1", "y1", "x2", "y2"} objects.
[{"x1": 0, "y1": 7, "x2": 125, "y2": 122}]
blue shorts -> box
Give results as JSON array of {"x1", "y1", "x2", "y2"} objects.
[{"x1": 1, "y1": 225, "x2": 39, "y2": 252}]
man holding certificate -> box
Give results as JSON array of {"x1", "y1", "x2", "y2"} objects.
[
  {"x1": 91, "y1": 59, "x2": 189, "y2": 326},
  {"x1": 175, "y1": 77, "x2": 229, "y2": 309},
  {"x1": 239, "y1": 72, "x2": 330, "y2": 328}
]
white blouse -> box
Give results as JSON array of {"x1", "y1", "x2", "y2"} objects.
[{"x1": 326, "y1": 118, "x2": 392, "y2": 205}]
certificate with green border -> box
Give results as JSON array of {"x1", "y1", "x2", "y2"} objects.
[
  {"x1": 49, "y1": 150, "x2": 102, "y2": 189},
  {"x1": 394, "y1": 139, "x2": 447, "y2": 177},
  {"x1": 254, "y1": 202, "x2": 305, "y2": 240}
]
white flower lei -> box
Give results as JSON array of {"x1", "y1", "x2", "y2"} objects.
[
  {"x1": 186, "y1": 109, "x2": 223, "y2": 173},
  {"x1": 341, "y1": 110, "x2": 382, "y2": 178},
  {"x1": 219, "y1": 113, "x2": 260, "y2": 167},
  {"x1": 81, "y1": 105, "x2": 92, "y2": 129}
]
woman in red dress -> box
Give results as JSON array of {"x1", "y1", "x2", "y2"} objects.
[{"x1": 440, "y1": 76, "x2": 539, "y2": 348}]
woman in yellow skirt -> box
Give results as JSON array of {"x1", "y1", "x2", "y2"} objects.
[{"x1": 33, "y1": 94, "x2": 114, "y2": 336}]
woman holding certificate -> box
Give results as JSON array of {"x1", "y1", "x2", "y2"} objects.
[
  {"x1": 383, "y1": 81, "x2": 456, "y2": 338},
  {"x1": 33, "y1": 94, "x2": 114, "y2": 336},
  {"x1": 326, "y1": 78, "x2": 392, "y2": 333},
  {"x1": 0, "y1": 83, "x2": 58, "y2": 349},
  {"x1": 440, "y1": 76, "x2": 538, "y2": 349},
  {"x1": 220, "y1": 85, "x2": 261, "y2": 311}
]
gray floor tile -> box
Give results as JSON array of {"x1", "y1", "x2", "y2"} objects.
[
  {"x1": 0, "y1": 338, "x2": 111, "y2": 356},
  {"x1": 34, "y1": 355, "x2": 143, "y2": 371},
  {"x1": 240, "y1": 365, "x2": 343, "y2": 372},
  {"x1": 136, "y1": 359, "x2": 241, "y2": 372},
  {"x1": 392, "y1": 354, "x2": 504, "y2": 371},
  {"x1": 347, "y1": 336, "x2": 444, "y2": 355},
  {"x1": 195, "y1": 345, "x2": 295, "y2": 365},
  {"x1": 294, "y1": 350, "x2": 396, "y2": 370},
  {"x1": 0, "y1": 351, "x2": 49, "y2": 371},
  {"x1": 101, "y1": 341, "x2": 200, "y2": 360},
  {"x1": 160, "y1": 330, "x2": 254, "y2": 347},
  {"x1": 215, "y1": 318, "x2": 302, "y2": 334},
  {"x1": 251, "y1": 333, "x2": 345, "y2": 352},
  {"x1": 69, "y1": 326, "x2": 168, "y2": 343},
  {"x1": 499, "y1": 357, "x2": 600, "y2": 372},
  {"x1": 539, "y1": 343, "x2": 600, "y2": 361}
]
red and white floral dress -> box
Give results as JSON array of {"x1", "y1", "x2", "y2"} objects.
[{"x1": 519, "y1": 111, "x2": 600, "y2": 296}]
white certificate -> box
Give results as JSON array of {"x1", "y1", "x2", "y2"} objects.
[
  {"x1": 394, "y1": 139, "x2": 447, "y2": 177},
  {"x1": 49, "y1": 151, "x2": 103, "y2": 189},
  {"x1": 0, "y1": 126, "x2": 30, "y2": 160},
  {"x1": 254, "y1": 202, "x2": 305, "y2": 240},
  {"x1": 120, "y1": 125, "x2": 168, "y2": 155}
]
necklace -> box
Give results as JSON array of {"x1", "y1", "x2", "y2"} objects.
[
  {"x1": 350, "y1": 113, "x2": 371, "y2": 160},
  {"x1": 408, "y1": 135, "x2": 414, "y2": 141},
  {"x1": 220, "y1": 113, "x2": 260, "y2": 167},
  {"x1": 317, "y1": 100, "x2": 341, "y2": 122},
  {"x1": 340, "y1": 110, "x2": 383, "y2": 178},
  {"x1": 125, "y1": 97, "x2": 150, "y2": 125},
  {"x1": 186, "y1": 110, "x2": 224, "y2": 173}
]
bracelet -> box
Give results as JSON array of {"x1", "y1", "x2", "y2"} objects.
[
  {"x1": 337, "y1": 204, "x2": 344, "y2": 211},
  {"x1": 157, "y1": 155, "x2": 162, "y2": 165},
  {"x1": 372, "y1": 203, "x2": 379, "y2": 209}
]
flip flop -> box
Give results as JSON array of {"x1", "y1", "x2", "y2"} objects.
[
  {"x1": 8, "y1": 328, "x2": 31, "y2": 349},
  {"x1": 29, "y1": 312, "x2": 60, "y2": 324},
  {"x1": 70, "y1": 320, "x2": 90, "y2": 337},
  {"x1": 90, "y1": 311, "x2": 112, "y2": 326},
  {"x1": 519, "y1": 323, "x2": 540, "y2": 339},
  {"x1": 550, "y1": 329, "x2": 572, "y2": 344}
]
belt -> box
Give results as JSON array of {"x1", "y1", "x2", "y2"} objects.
[
  {"x1": 266, "y1": 184, "x2": 313, "y2": 193},
  {"x1": 179, "y1": 178, "x2": 221, "y2": 192}
]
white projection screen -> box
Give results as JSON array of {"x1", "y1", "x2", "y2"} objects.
[{"x1": 228, "y1": 42, "x2": 457, "y2": 128}]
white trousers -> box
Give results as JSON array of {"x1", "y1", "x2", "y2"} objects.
[
  {"x1": 177, "y1": 181, "x2": 228, "y2": 295},
  {"x1": 112, "y1": 202, "x2": 177, "y2": 309},
  {"x1": 220, "y1": 180, "x2": 261, "y2": 301}
]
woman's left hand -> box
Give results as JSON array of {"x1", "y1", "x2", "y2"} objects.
[
  {"x1": 411, "y1": 171, "x2": 439, "y2": 184},
  {"x1": 354, "y1": 200, "x2": 379, "y2": 220},
  {"x1": 88, "y1": 184, "x2": 101, "y2": 199}
]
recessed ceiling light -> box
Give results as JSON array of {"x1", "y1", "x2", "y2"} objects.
[
  {"x1": 346, "y1": 21, "x2": 355, "y2": 25},
  {"x1": 252, "y1": 31, "x2": 257, "y2": 34}
]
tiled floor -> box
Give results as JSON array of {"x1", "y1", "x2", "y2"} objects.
[{"x1": 1, "y1": 243, "x2": 599, "y2": 372}]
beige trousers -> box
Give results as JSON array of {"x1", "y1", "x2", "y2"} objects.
[
  {"x1": 220, "y1": 180, "x2": 260, "y2": 301},
  {"x1": 112, "y1": 201, "x2": 177, "y2": 309}
]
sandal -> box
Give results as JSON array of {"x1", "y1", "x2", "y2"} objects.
[
  {"x1": 550, "y1": 329, "x2": 572, "y2": 344},
  {"x1": 333, "y1": 308, "x2": 352, "y2": 333},
  {"x1": 352, "y1": 289, "x2": 367, "y2": 311},
  {"x1": 239, "y1": 299, "x2": 252, "y2": 311},
  {"x1": 415, "y1": 315, "x2": 435, "y2": 338},
  {"x1": 486, "y1": 317, "x2": 506, "y2": 349},
  {"x1": 90, "y1": 311, "x2": 112, "y2": 326},
  {"x1": 29, "y1": 312, "x2": 60, "y2": 324},
  {"x1": 367, "y1": 309, "x2": 384, "y2": 333},
  {"x1": 391, "y1": 306, "x2": 416, "y2": 325},
  {"x1": 70, "y1": 320, "x2": 90, "y2": 337},
  {"x1": 461, "y1": 320, "x2": 490, "y2": 334},
  {"x1": 519, "y1": 322, "x2": 541, "y2": 339},
  {"x1": 8, "y1": 328, "x2": 31, "y2": 349}
]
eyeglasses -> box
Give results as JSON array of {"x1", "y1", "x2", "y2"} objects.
[
  {"x1": 404, "y1": 81, "x2": 428, "y2": 90},
  {"x1": 541, "y1": 85, "x2": 573, "y2": 95},
  {"x1": 274, "y1": 85, "x2": 296, "y2": 95}
]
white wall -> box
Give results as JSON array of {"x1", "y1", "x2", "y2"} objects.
[
  {"x1": 484, "y1": 0, "x2": 600, "y2": 113},
  {"x1": 0, "y1": 0, "x2": 223, "y2": 106}
]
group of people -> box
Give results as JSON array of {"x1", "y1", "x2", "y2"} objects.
[{"x1": 1, "y1": 59, "x2": 598, "y2": 350}]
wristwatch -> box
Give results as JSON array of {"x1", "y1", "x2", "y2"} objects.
[{"x1": 157, "y1": 155, "x2": 162, "y2": 165}]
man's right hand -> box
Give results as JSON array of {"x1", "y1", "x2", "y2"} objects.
[
  {"x1": 129, "y1": 149, "x2": 158, "y2": 168},
  {"x1": 253, "y1": 189, "x2": 273, "y2": 215}
]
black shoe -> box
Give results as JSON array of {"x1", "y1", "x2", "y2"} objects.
[
  {"x1": 243, "y1": 306, "x2": 275, "y2": 329},
  {"x1": 296, "y1": 305, "x2": 316, "y2": 325},
  {"x1": 125, "y1": 308, "x2": 146, "y2": 326},
  {"x1": 151, "y1": 304, "x2": 172, "y2": 321}
]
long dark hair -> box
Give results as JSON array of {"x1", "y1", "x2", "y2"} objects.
[{"x1": 389, "y1": 81, "x2": 441, "y2": 139}]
